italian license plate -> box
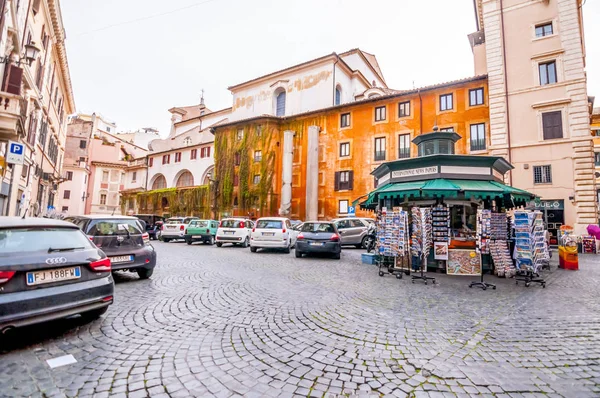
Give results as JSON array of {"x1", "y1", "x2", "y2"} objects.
[
  {"x1": 263, "y1": 232, "x2": 274, "y2": 236},
  {"x1": 167, "y1": 225, "x2": 176, "y2": 229},
  {"x1": 26, "y1": 266, "x2": 81, "y2": 286},
  {"x1": 110, "y1": 255, "x2": 134, "y2": 263},
  {"x1": 192, "y1": 235, "x2": 202, "y2": 238},
  {"x1": 224, "y1": 231, "x2": 234, "y2": 235},
  {"x1": 310, "y1": 242, "x2": 324, "y2": 246}
]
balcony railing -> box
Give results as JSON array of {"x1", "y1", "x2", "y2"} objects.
[
  {"x1": 470, "y1": 139, "x2": 486, "y2": 152},
  {"x1": 374, "y1": 151, "x2": 386, "y2": 161}
]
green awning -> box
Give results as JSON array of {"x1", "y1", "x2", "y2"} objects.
[{"x1": 358, "y1": 178, "x2": 536, "y2": 209}]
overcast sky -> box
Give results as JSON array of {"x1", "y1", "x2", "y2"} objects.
[{"x1": 61, "y1": 0, "x2": 600, "y2": 136}]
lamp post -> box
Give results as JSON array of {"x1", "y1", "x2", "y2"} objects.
[{"x1": 207, "y1": 172, "x2": 218, "y2": 219}]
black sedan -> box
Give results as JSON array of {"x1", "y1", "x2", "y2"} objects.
[
  {"x1": 295, "y1": 222, "x2": 342, "y2": 259},
  {"x1": 0, "y1": 217, "x2": 114, "y2": 333}
]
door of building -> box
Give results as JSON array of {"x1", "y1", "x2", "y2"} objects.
[{"x1": 532, "y1": 199, "x2": 565, "y2": 245}]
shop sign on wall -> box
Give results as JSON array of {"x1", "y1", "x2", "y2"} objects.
[
  {"x1": 391, "y1": 166, "x2": 438, "y2": 179},
  {"x1": 530, "y1": 199, "x2": 564, "y2": 210}
]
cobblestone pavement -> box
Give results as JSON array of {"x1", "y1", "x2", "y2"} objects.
[{"x1": 1, "y1": 242, "x2": 599, "y2": 398}]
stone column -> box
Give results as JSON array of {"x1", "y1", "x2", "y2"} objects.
[
  {"x1": 305, "y1": 126, "x2": 319, "y2": 221},
  {"x1": 279, "y1": 130, "x2": 294, "y2": 216}
]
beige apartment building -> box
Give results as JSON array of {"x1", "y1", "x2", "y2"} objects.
[
  {"x1": 0, "y1": 0, "x2": 75, "y2": 216},
  {"x1": 470, "y1": 0, "x2": 595, "y2": 235}
]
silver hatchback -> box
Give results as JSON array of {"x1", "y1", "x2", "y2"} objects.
[{"x1": 332, "y1": 218, "x2": 374, "y2": 248}]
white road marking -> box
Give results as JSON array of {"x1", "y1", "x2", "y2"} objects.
[{"x1": 46, "y1": 354, "x2": 77, "y2": 369}]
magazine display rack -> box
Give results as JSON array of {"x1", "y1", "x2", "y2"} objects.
[
  {"x1": 411, "y1": 207, "x2": 435, "y2": 284},
  {"x1": 514, "y1": 211, "x2": 547, "y2": 288},
  {"x1": 376, "y1": 209, "x2": 409, "y2": 278},
  {"x1": 470, "y1": 210, "x2": 495, "y2": 290}
]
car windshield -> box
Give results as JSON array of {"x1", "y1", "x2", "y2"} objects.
[
  {"x1": 87, "y1": 220, "x2": 142, "y2": 236},
  {"x1": 191, "y1": 221, "x2": 209, "y2": 227},
  {"x1": 221, "y1": 220, "x2": 243, "y2": 228},
  {"x1": 302, "y1": 223, "x2": 335, "y2": 233},
  {"x1": 256, "y1": 220, "x2": 283, "y2": 229},
  {"x1": 166, "y1": 219, "x2": 184, "y2": 224},
  {"x1": 184, "y1": 218, "x2": 197, "y2": 224},
  {"x1": 0, "y1": 227, "x2": 93, "y2": 256}
]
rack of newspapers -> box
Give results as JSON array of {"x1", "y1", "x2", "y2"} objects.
[
  {"x1": 470, "y1": 210, "x2": 496, "y2": 290},
  {"x1": 376, "y1": 208, "x2": 410, "y2": 279},
  {"x1": 488, "y1": 212, "x2": 516, "y2": 278},
  {"x1": 410, "y1": 207, "x2": 435, "y2": 284},
  {"x1": 514, "y1": 210, "x2": 548, "y2": 288}
]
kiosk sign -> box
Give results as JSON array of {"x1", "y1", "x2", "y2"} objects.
[
  {"x1": 391, "y1": 166, "x2": 438, "y2": 179},
  {"x1": 531, "y1": 200, "x2": 564, "y2": 210}
]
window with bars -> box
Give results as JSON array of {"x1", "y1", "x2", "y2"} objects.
[
  {"x1": 469, "y1": 88, "x2": 484, "y2": 106},
  {"x1": 470, "y1": 123, "x2": 486, "y2": 151},
  {"x1": 542, "y1": 111, "x2": 563, "y2": 139},
  {"x1": 398, "y1": 134, "x2": 411, "y2": 158},
  {"x1": 340, "y1": 113, "x2": 350, "y2": 128},
  {"x1": 533, "y1": 165, "x2": 552, "y2": 184},
  {"x1": 339, "y1": 142, "x2": 350, "y2": 157},
  {"x1": 440, "y1": 93, "x2": 453, "y2": 111},
  {"x1": 334, "y1": 171, "x2": 354, "y2": 191},
  {"x1": 375, "y1": 106, "x2": 386, "y2": 122},
  {"x1": 254, "y1": 150, "x2": 262, "y2": 162},
  {"x1": 535, "y1": 22, "x2": 553, "y2": 37},
  {"x1": 539, "y1": 61, "x2": 557, "y2": 85},
  {"x1": 374, "y1": 137, "x2": 386, "y2": 161},
  {"x1": 398, "y1": 101, "x2": 410, "y2": 117}
]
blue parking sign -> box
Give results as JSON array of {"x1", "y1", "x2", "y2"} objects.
[
  {"x1": 7, "y1": 140, "x2": 25, "y2": 164},
  {"x1": 348, "y1": 206, "x2": 356, "y2": 217},
  {"x1": 10, "y1": 143, "x2": 23, "y2": 155}
]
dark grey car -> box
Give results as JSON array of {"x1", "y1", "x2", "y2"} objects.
[
  {"x1": 295, "y1": 222, "x2": 342, "y2": 259},
  {"x1": 65, "y1": 215, "x2": 157, "y2": 279},
  {"x1": 0, "y1": 217, "x2": 114, "y2": 333}
]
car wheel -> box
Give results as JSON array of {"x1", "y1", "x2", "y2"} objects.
[
  {"x1": 208, "y1": 236, "x2": 215, "y2": 245},
  {"x1": 137, "y1": 268, "x2": 154, "y2": 279},
  {"x1": 283, "y1": 243, "x2": 291, "y2": 254},
  {"x1": 250, "y1": 246, "x2": 257, "y2": 253},
  {"x1": 295, "y1": 250, "x2": 302, "y2": 258},
  {"x1": 333, "y1": 252, "x2": 341, "y2": 260},
  {"x1": 216, "y1": 242, "x2": 223, "y2": 247},
  {"x1": 186, "y1": 239, "x2": 192, "y2": 245},
  {"x1": 242, "y1": 237, "x2": 249, "y2": 248},
  {"x1": 83, "y1": 306, "x2": 108, "y2": 320}
]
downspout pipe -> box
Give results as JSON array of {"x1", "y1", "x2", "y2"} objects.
[
  {"x1": 499, "y1": 0, "x2": 513, "y2": 185},
  {"x1": 332, "y1": 58, "x2": 338, "y2": 105},
  {"x1": 418, "y1": 88, "x2": 423, "y2": 134}
]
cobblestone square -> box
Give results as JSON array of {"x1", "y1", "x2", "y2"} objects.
[{"x1": 1, "y1": 242, "x2": 599, "y2": 397}]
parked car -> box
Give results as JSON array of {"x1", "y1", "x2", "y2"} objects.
[
  {"x1": 332, "y1": 218, "x2": 373, "y2": 248},
  {"x1": 134, "y1": 214, "x2": 164, "y2": 240},
  {"x1": 0, "y1": 217, "x2": 114, "y2": 332},
  {"x1": 250, "y1": 217, "x2": 297, "y2": 253},
  {"x1": 185, "y1": 219, "x2": 219, "y2": 245},
  {"x1": 64, "y1": 215, "x2": 157, "y2": 279},
  {"x1": 290, "y1": 219, "x2": 303, "y2": 228},
  {"x1": 295, "y1": 221, "x2": 341, "y2": 259},
  {"x1": 161, "y1": 217, "x2": 199, "y2": 242},
  {"x1": 215, "y1": 218, "x2": 254, "y2": 247}
]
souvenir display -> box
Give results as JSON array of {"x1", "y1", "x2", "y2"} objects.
[
  {"x1": 410, "y1": 207, "x2": 432, "y2": 257},
  {"x1": 434, "y1": 241, "x2": 448, "y2": 260},
  {"x1": 514, "y1": 211, "x2": 548, "y2": 273},
  {"x1": 490, "y1": 213, "x2": 509, "y2": 240},
  {"x1": 582, "y1": 236, "x2": 596, "y2": 254},
  {"x1": 447, "y1": 249, "x2": 482, "y2": 276},
  {"x1": 377, "y1": 210, "x2": 408, "y2": 257},
  {"x1": 476, "y1": 210, "x2": 491, "y2": 254},
  {"x1": 490, "y1": 240, "x2": 515, "y2": 278},
  {"x1": 432, "y1": 204, "x2": 450, "y2": 243}
]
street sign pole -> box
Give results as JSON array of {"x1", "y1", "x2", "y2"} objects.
[
  {"x1": 5, "y1": 140, "x2": 25, "y2": 216},
  {"x1": 5, "y1": 166, "x2": 14, "y2": 216}
]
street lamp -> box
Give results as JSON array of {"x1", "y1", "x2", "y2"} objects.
[
  {"x1": 207, "y1": 172, "x2": 218, "y2": 219},
  {"x1": 0, "y1": 41, "x2": 41, "y2": 65}
]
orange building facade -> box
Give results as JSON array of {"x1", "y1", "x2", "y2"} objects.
[{"x1": 213, "y1": 76, "x2": 490, "y2": 220}]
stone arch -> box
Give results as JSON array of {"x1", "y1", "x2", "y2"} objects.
[
  {"x1": 175, "y1": 170, "x2": 194, "y2": 188},
  {"x1": 150, "y1": 174, "x2": 167, "y2": 190},
  {"x1": 273, "y1": 87, "x2": 286, "y2": 116}
]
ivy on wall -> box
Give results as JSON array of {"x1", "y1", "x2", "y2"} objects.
[
  {"x1": 122, "y1": 186, "x2": 211, "y2": 217},
  {"x1": 214, "y1": 122, "x2": 277, "y2": 215}
]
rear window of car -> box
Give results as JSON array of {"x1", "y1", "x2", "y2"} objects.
[
  {"x1": 190, "y1": 220, "x2": 209, "y2": 227},
  {"x1": 302, "y1": 223, "x2": 335, "y2": 233},
  {"x1": 256, "y1": 220, "x2": 283, "y2": 229},
  {"x1": 166, "y1": 218, "x2": 184, "y2": 224},
  {"x1": 87, "y1": 220, "x2": 142, "y2": 236},
  {"x1": 0, "y1": 227, "x2": 93, "y2": 256},
  {"x1": 220, "y1": 219, "x2": 243, "y2": 228}
]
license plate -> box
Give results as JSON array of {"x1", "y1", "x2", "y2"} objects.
[
  {"x1": 110, "y1": 255, "x2": 134, "y2": 263},
  {"x1": 26, "y1": 266, "x2": 81, "y2": 286},
  {"x1": 167, "y1": 226, "x2": 176, "y2": 229},
  {"x1": 262, "y1": 232, "x2": 274, "y2": 236},
  {"x1": 310, "y1": 242, "x2": 324, "y2": 246},
  {"x1": 224, "y1": 231, "x2": 234, "y2": 235},
  {"x1": 192, "y1": 235, "x2": 202, "y2": 238}
]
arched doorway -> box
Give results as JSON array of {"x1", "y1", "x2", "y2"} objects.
[
  {"x1": 151, "y1": 174, "x2": 167, "y2": 190},
  {"x1": 175, "y1": 170, "x2": 194, "y2": 187}
]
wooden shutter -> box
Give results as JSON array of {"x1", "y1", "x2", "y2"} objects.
[
  {"x1": 334, "y1": 172, "x2": 340, "y2": 192},
  {"x1": 2, "y1": 64, "x2": 23, "y2": 95},
  {"x1": 348, "y1": 171, "x2": 354, "y2": 190},
  {"x1": 207, "y1": 147, "x2": 211, "y2": 157},
  {"x1": 542, "y1": 111, "x2": 562, "y2": 139}
]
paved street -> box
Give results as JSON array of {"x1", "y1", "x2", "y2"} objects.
[{"x1": 0, "y1": 242, "x2": 599, "y2": 398}]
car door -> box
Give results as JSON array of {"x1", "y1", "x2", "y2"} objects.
[
  {"x1": 350, "y1": 219, "x2": 368, "y2": 244},
  {"x1": 286, "y1": 219, "x2": 297, "y2": 245},
  {"x1": 336, "y1": 220, "x2": 352, "y2": 244}
]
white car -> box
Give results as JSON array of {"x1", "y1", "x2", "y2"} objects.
[
  {"x1": 161, "y1": 217, "x2": 198, "y2": 242},
  {"x1": 215, "y1": 218, "x2": 254, "y2": 247},
  {"x1": 250, "y1": 217, "x2": 297, "y2": 253}
]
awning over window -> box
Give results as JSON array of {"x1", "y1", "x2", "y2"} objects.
[{"x1": 355, "y1": 178, "x2": 536, "y2": 209}]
